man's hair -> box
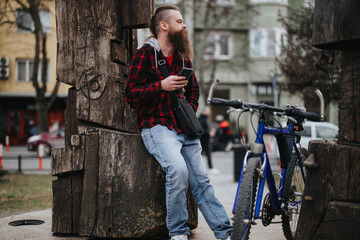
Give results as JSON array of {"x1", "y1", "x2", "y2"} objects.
[{"x1": 149, "y1": 5, "x2": 180, "y2": 38}]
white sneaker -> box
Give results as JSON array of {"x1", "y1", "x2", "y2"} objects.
[
  {"x1": 171, "y1": 235, "x2": 188, "y2": 240},
  {"x1": 210, "y1": 168, "x2": 220, "y2": 174}
]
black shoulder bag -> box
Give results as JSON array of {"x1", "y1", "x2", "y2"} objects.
[{"x1": 158, "y1": 59, "x2": 204, "y2": 139}]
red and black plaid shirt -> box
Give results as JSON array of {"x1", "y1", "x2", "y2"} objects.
[{"x1": 125, "y1": 44, "x2": 200, "y2": 132}]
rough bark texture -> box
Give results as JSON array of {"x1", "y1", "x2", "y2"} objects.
[
  {"x1": 338, "y1": 45, "x2": 360, "y2": 144},
  {"x1": 296, "y1": 141, "x2": 360, "y2": 240},
  {"x1": 52, "y1": 0, "x2": 198, "y2": 237},
  {"x1": 312, "y1": 0, "x2": 360, "y2": 49},
  {"x1": 297, "y1": 1, "x2": 360, "y2": 239},
  {"x1": 56, "y1": 0, "x2": 138, "y2": 132}
]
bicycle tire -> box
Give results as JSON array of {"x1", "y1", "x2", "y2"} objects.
[
  {"x1": 281, "y1": 148, "x2": 308, "y2": 240},
  {"x1": 232, "y1": 157, "x2": 260, "y2": 240}
]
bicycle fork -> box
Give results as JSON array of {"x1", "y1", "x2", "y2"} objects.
[{"x1": 233, "y1": 150, "x2": 285, "y2": 219}]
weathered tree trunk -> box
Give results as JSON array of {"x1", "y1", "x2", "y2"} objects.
[
  {"x1": 37, "y1": 99, "x2": 48, "y2": 133},
  {"x1": 29, "y1": 0, "x2": 51, "y2": 133},
  {"x1": 296, "y1": 0, "x2": 360, "y2": 239},
  {"x1": 52, "y1": 0, "x2": 198, "y2": 238},
  {"x1": 297, "y1": 140, "x2": 360, "y2": 240}
]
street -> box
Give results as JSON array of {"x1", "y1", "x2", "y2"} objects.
[
  {"x1": 1, "y1": 146, "x2": 51, "y2": 174},
  {"x1": 192, "y1": 151, "x2": 284, "y2": 240}
]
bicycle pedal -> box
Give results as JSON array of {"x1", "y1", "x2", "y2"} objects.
[{"x1": 251, "y1": 221, "x2": 257, "y2": 225}]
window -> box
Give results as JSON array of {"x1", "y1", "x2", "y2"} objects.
[
  {"x1": 304, "y1": 0, "x2": 315, "y2": 7},
  {"x1": 17, "y1": 59, "x2": 49, "y2": 82},
  {"x1": 250, "y1": 27, "x2": 286, "y2": 58},
  {"x1": 298, "y1": 126, "x2": 311, "y2": 137},
  {"x1": 316, "y1": 127, "x2": 338, "y2": 139},
  {"x1": 203, "y1": 0, "x2": 235, "y2": 6},
  {"x1": 267, "y1": 30, "x2": 276, "y2": 56},
  {"x1": 216, "y1": 0, "x2": 235, "y2": 6},
  {"x1": 204, "y1": 32, "x2": 233, "y2": 60},
  {"x1": 16, "y1": 9, "x2": 51, "y2": 33},
  {"x1": 251, "y1": 0, "x2": 287, "y2": 4},
  {"x1": 155, "y1": 0, "x2": 181, "y2": 4}
]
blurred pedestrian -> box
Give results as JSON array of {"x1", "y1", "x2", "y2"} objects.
[
  {"x1": 29, "y1": 120, "x2": 38, "y2": 136},
  {"x1": 198, "y1": 106, "x2": 219, "y2": 173},
  {"x1": 213, "y1": 115, "x2": 233, "y2": 151}
]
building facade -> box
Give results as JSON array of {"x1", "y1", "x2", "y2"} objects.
[
  {"x1": 141, "y1": 0, "x2": 318, "y2": 141},
  {"x1": 0, "y1": 0, "x2": 335, "y2": 145},
  {"x1": 0, "y1": 0, "x2": 69, "y2": 145}
]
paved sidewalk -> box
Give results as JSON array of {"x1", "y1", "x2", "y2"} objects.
[{"x1": 0, "y1": 150, "x2": 285, "y2": 240}]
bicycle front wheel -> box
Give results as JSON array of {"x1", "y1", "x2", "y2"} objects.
[
  {"x1": 281, "y1": 148, "x2": 308, "y2": 240},
  {"x1": 232, "y1": 157, "x2": 260, "y2": 240}
]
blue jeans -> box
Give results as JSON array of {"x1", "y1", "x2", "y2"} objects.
[{"x1": 141, "y1": 125, "x2": 232, "y2": 239}]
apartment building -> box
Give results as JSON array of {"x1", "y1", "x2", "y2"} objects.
[
  {"x1": 0, "y1": 0, "x2": 69, "y2": 145},
  {"x1": 140, "y1": 0, "x2": 311, "y2": 141},
  {"x1": 0, "y1": 0, "x2": 330, "y2": 145}
]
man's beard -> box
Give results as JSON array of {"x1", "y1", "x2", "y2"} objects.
[{"x1": 168, "y1": 28, "x2": 194, "y2": 59}]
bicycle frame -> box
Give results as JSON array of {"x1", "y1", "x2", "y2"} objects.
[{"x1": 232, "y1": 113, "x2": 306, "y2": 221}]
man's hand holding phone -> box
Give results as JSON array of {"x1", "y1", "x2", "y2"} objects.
[{"x1": 161, "y1": 67, "x2": 193, "y2": 92}]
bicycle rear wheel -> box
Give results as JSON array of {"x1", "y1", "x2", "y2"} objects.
[
  {"x1": 281, "y1": 148, "x2": 308, "y2": 240},
  {"x1": 232, "y1": 157, "x2": 260, "y2": 240}
]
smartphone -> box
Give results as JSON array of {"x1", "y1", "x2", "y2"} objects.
[{"x1": 178, "y1": 67, "x2": 193, "y2": 80}]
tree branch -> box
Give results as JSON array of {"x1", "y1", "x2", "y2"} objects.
[{"x1": 15, "y1": 0, "x2": 30, "y2": 11}]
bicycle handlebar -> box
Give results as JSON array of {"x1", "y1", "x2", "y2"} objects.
[
  {"x1": 284, "y1": 107, "x2": 322, "y2": 122},
  {"x1": 210, "y1": 98, "x2": 244, "y2": 108},
  {"x1": 247, "y1": 103, "x2": 284, "y2": 113},
  {"x1": 315, "y1": 89, "x2": 325, "y2": 121},
  {"x1": 207, "y1": 80, "x2": 325, "y2": 122}
]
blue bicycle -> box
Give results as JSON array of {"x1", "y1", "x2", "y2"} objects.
[{"x1": 207, "y1": 80, "x2": 325, "y2": 240}]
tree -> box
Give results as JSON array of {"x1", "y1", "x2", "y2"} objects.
[
  {"x1": 276, "y1": 6, "x2": 341, "y2": 112},
  {"x1": 0, "y1": 0, "x2": 60, "y2": 133}
]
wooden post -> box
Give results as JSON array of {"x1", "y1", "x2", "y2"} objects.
[
  {"x1": 52, "y1": 0, "x2": 198, "y2": 238},
  {"x1": 296, "y1": 0, "x2": 360, "y2": 239}
]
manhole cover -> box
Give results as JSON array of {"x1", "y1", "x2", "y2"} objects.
[{"x1": 8, "y1": 219, "x2": 45, "y2": 226}]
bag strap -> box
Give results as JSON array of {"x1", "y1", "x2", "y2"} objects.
[{"x1": 157, "y1": 59, "x2": 181, "y2": 110}]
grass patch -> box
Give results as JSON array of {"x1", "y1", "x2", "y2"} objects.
[{"x1": 0, "y1": 173, "x2": 55, "y2": 217}]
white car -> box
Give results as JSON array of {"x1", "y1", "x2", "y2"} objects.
[{"x1": 297, "y1": 121, "x2": 338, "y2": 149}]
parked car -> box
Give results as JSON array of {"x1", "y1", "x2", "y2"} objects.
[
  {"x1": 27, "y1": 128, "x2": 65, "y2": 156},
  {"x1": 297, "y1": 121, "x2": 338, "y2": 149}
]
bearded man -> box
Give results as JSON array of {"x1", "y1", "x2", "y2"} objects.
[{"x1": 125, "y1": 5, "x2": 232, "y2": 240}]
